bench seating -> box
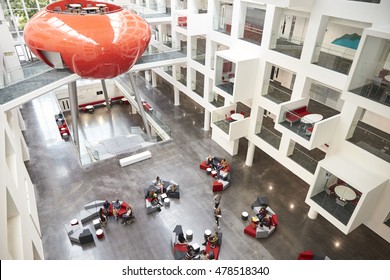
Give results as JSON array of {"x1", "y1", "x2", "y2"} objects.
[
  {"x1": 119, "y1": 150, "x2": 151, "y2": 167},
  {"x1": 284, "y1": 106, "x2": 311, "y2": 126}
]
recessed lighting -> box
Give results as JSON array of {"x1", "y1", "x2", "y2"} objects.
[
  {"x1": 290, "y1": 203, "x2": 294, "y2": 209},
  {"x1": 268, "y1": 185, "x2": 273, "y2": 190},
  {"x1": 334, "y1": 241, "x2": 340, "y2": 248}
]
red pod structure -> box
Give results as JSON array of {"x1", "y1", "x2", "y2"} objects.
[{"x1": 23, "y1": 0, "x2": 151, "y2": 79}]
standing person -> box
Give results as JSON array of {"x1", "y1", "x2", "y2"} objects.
[
  {"x1": 214, "y1": 207, "x2": 222, "y2": 229},
  {"x1": 112, "y1": 199, "x2": 121, "y2": 221},
  {"x1": 214, "y1": 192, "x2": 222, "y2": 209}
]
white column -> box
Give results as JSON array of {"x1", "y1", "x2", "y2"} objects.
[
  {"x1": 308, "y1": 207, "x2": 318, "y2": 219},
  {"x1": 203, "y1": 110, "x2": 210, "y2": 131},
  {"x1": 151, "y1": 70, "x2": 157, "y2": 87},
  {"x1": 68, "y1": 81, "x2": 80, "y2": 148},
  {"x1": 245, "y1": 141, "x2": 255, "y2": 167},
  {"x1": 174, "y1": 87, "x2": 180, "y2": 106},
  {"x1": 145, "y1": 70, "x2": 152, "y2": 82}
]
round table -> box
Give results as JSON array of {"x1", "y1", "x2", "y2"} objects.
[
  {"x1": 334, "y1": 185, "x2": 357, "y2": 201},
  {"x1": 301, "y1": 114, "x2": 323, "y2": 124},
  {"x1": 229, "y1": 77, "x2": 235, "y2": 83},
  {"x1": 62, "y1": 132, "x2": 69, "y2": 139},
  {"x1": 384, "y1": 75, "x2": 390, "y2": 82},
  {"x1": 186, "y1": 229, "x2": 193, "y2": 240},
  {"x1": 241, "y1": 211, "x2": 249, "y2": 220},
  {"x1": 164, "y1": 198, "x2": 170, "y2": 206},
  {"x1": 206, "y1": 167, "x2": 212, "y2": 175},
  {"x1": 121, "y1": 97, "x2": 128, "y2": 103},
  {"x1": 85, "y1": 105, "x2": 94, "y2": 110},
  {"x1": 211, "y1": 170, "x2": 218, "y2": 178},
  {"x1": 70, "y1": 219, "x2": 78, "y2": 226},
  {"x1": 96, "y1": 229, "x2": 104, "y2": 239},
  {"x1": 231, "y1": 113, "x2": 244, "y2": 121}
]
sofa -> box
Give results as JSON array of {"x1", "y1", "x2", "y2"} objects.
[
  {"x1": 200, "y1": 156, "x2": 231, "y2": 192},
  {"x1": 150, "y1": 179, "x2": 180, "y2": 199},
  {"x1": 284, "y1": 106, "x2": 311, "y2": 126},
  {"x1": 244, "y1": 196, "x2": 278, "y2": 239}
]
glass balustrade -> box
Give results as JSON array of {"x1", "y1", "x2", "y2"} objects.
[
  {"x1": 313, "y1": 43, "x2": 355, "y2": 75},
  {"x1": 191, "y1": 48, "x2": 206, "y2": 65},
  {"x1": 212, "y1": 111, "x2": 231, "y2": 134},
  {"x1": 262, "y1": 82, "x2": 292, "y2": 104},
  {"x1": 271, "y1": 34, "x2": 305, "y2": 59},
  {"x1": 256, "y1": 126, "x2": 282, "y2": 150}
]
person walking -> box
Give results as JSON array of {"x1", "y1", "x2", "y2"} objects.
[
  {"x1": 214, "y1": 192, "x2": 222, "y2": 209},
  {"x1": 214, "y1": 207, "x2": 222, "y2": 229}
]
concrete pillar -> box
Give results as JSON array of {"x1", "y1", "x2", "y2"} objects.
[
  {"x1": 308, "y1": 207, "x2": 318, "y2": 219},
  {"x1": 203, "y1": 110, "x2": 210, "y2": 131},
  {"x1": 174, "y1": 87, "x2": 180, "y2": 106},
  {"x1": 101, "y1": 79, "x2": 110, "y2": 111},
  {"x1": 129, "y1": 73, "x2": 152, "y2": 140},
  {"x1": 68, "y1": 81, "x2": 79, "y2": 148},
  {"x1": 145, "y1": 70, "x2": 152, "y2": 82},
  {"x1": 151, "y1": 70, "x2": 157, "y2": 87},
  {"x1": 245, "y1": 141, "x2": 255, "y2": 167}
]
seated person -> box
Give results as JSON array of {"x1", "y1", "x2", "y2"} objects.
[
  {"x1": 217, "y1": 159, "x2": 228, "y2": 171},
  {"x1": 184, "y1": 245, "x2": 196, "y2": 260},
  {"x1": 103, "y1": 200, "x2": 110, "y2": 217},
  {"x1": 99, "y1": 207, "x2": 107, "y2": 227},
  {"x1": 112, "y1": 199, "x2": 121, "y2": 221},
  {"x1": 256, "y1": 207, "x2": 267, "y2": 221},
  {"x1": 121, "y1": 206, "x2": 133, "y2": 224},
  {"x1": 151, "y1": 193, "x2": 162, "y2": 207},
  {"x1": 260, "y1": 216, "x2": 273, "y2": 228},
  {"x1": 207, "y1": 232, "x2": 219, "y2": 248},
  {"x1": 145, "y1": 190, "x2": 155, "y2": 199},
  {"x1": 206, "y1": 155, "x2": 214, "y2": 166},
  {"x1": 177, "y1": 232, "x2": 188, "y2": 244},
  {"x1": 154, "y1": 176, "x2": 164, "y2": 193},
  {"x1": 200, "y1": 250, "x2": 210, "y2": 260},
  {"x1": 166, "y1": 184, "x2": 177, "y2": 194}
]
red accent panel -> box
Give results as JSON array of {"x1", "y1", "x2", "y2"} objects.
[
  {"x1": 24, "y1": 1, "x2": 151, "y2": 79},
  {"x1": 244, "y1": 224, "x2": 256, "y2": 238}
]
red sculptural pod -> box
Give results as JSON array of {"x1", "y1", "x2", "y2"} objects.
[{"x1": 23, "y1": 0, "x2": 151, "y2": 79}]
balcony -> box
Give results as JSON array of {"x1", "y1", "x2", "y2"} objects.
[
  {"x1": 212, "y1": 103, "x2": 251, "y2": 141},
  {"x1": 256, "y1": 116, "x2": 282, "y2": 150},
  {"x1": 349, "y1": 77, "x2": 390, "y2": 107},
  {"x1": 276, "y1": 98, "x2": 340, "y2": 149},
  {"x1": 263, "y1": 81, "x2": 292, "y2": 104},
  {"x1": 271, "y1": 36, "x2": 304, "y2": 59},
  {"x1": 347, "y1": 121, "x2": 390, "y2": 163},
  {"x1": 288, "y1": 142, "x2": 326, "y2": 174},
  {"x1": 312, "y1": 43, "x2": 354, "y2": 75}
]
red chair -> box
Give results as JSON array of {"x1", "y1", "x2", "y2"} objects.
[
  {"x1": 240, "y1": 111, "x2": 245, "y2": 116},
  {"x1": 225, "y1": 114, "x2": 233, "y2": 121},
  {"x1": 230, "y1": 110, "x2": 235, "y2": 115},
  {"x1": 305, "y1": 126, "x2": 314, "y2": 135}
]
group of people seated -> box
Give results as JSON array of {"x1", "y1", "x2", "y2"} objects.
[
  {"x1": 145, "y1": 190, "x2": 163, "y2": 207},
  {"x1": 153, "y1": 176, "x2": 177, "y2": 194},
  {"x1": 177, "y1": 231, "x2": 218, "y2": 260},
  {"x1": 99, "y1": 199, "x2": 135, "y2": 226}
]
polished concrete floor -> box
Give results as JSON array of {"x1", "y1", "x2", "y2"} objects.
[{"x1": 22, "y1": 74, "x2": 390, "y2": 260}]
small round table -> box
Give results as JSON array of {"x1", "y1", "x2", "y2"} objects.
[
  {"x1": 186, "y1": 229, "x2": 193, "y2": 241},
  {"x1": 211, "y1": 170, "x2": 218, "y2": 178},
  {"x1": 231, "y1": 113, "x2": 244, "y2": 121},
  {"x1": 96, "y1": 229, "x2": 104, "y2": 239},
  {"x1": 301, "y1": 114, "x2": 323, "y2": 124},
  {"x1": 241, "y1": 211, "x2": 249, "y2": 220},
  {"x1": 70, "y1": 219, "x2": 78, "y2": 226},
  {"x1": 206, "y1": 167, "x2": 212, "y2": 175},
  {"x1": 164, "y1": 198, "x2": 170, "y2": 206},
  {"x1": 334, "y1": 185, "x2": 357, "y2": 201}
]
